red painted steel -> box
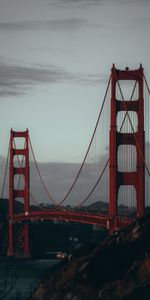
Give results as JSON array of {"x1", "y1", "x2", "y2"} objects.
[
  {"x1": 109, "y1": 65, "x2": 145, "y2": 234},
  {"x1": 13, "y1": 210, "x2": 131, "y2": 230},
  {"x1": 7, "y1": 129, "x2": 30, "y2": 257}
]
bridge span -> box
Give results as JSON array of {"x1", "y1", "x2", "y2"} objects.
[{"x1": 13, "y1": 210, "x2": 132, "y2": 230}]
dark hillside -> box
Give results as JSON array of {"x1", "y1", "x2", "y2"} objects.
[{"x1": 31, "y1": 214, "x2": 150, "y2": 300}]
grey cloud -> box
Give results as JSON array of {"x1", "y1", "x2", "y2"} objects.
[
  {"x1": 56, "y1": 0, "x2": 150, "y2": 5},
  {"x1": 113, "y1": 0, "x2": 150, "y2": 5},
  {"x1": 0, "y1": 59, "x2": 105, "y2": 96},
  {"x1": 123, "y1": 0, "x2": 150, "y2": 3},
  {"x1": 0, "y1": 18, "x2": 87, "y2": 31},
  {"x1": 52, "y1": 0, "x2": 104, "y2": 5},
  {"x1": 0, "y1": 61, "x2": 72, "y2": 96},
  {"x1": 62, "y1": 0, "x2": 101, "y2": 3},
  {"x1": 0, "y1": 17, "x2": 107, "y2": 33},
  {"x1": 78, "y1": 73, "x2": 107, "y2": 85}
]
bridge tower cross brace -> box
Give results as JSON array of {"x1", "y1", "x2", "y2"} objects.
[
  {"x1": 7, "y1": 129, "x2": 30, "y2": 257},
  {"x1": 109, "y1": 65, "x2": 145, "y2": 234}
]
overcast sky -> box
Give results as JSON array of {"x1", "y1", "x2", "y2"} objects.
[
  {"x1": 1, "y1": 0, "x2": 150, "y2": 163},
  {"x1": 0, "y1": 0, "x2": 150, "y2": 206}
]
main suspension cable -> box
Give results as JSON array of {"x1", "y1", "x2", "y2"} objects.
[
  {"x1": 29, "y1": 137, "x2": 57, "y2": 206},
  {"x1": 29, "y1": 74, "x2": 112, "y2": 209},
  {"x1": 29, "y1": 189, "x2": 52, "y2": 211},
  {"x1": 77, "y1": 80, "x2": 138, "y2": 207},
  {"x1": 144, "y1": 74, "x2": 150, "y2": 97},
  {"x1": 58, "y1": 73, "x2": 112, "y2": 207},
  {"x1": 78, "y1": 160, "x2": 109, "y2": 207}
]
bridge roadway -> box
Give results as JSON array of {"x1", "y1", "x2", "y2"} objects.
[{"x1": 13, "y1": 210, "x2": 132, "y2": 230}]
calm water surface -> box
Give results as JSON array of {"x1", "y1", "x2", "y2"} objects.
[{"x1": 0, "y1": 257, "x2": 59, "y2": 300}]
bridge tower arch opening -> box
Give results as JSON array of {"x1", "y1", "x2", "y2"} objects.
[
  {"x1": 7, "y1": 129, "x2": 30, "y2": 257},
  {"x1": 109, "y1": 64, "x2": 145, "y2": 234}
]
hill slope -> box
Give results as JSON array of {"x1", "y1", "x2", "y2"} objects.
[{"x1": 31, "y1": 214, "x2": 150, "y2": 300}]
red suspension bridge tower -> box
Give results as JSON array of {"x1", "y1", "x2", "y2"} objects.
[
  {"x1": 7, "y1": 129, "x2": 30, "y2": 257},
  {"x1": 109, "y1": 64, "x2": 145, "y2": 234}
]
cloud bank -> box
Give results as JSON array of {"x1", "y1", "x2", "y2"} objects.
[
  {"x1": 0, "y1": 18, "x2": 88, "y2": 32},
  {"x1": 0, "y1": 58, "x2": 106, "y2": 96},
  {"x1": 1, "y1": 142, "x2": 149, "y2": 207}
]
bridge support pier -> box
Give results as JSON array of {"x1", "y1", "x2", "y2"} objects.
[{"x1": 7, "y1": 129, "x2": 30, "y2": 258}]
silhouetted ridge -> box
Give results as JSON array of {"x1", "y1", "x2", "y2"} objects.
[{"x1": 30, "y1": 213, "x2": 150, "y2": 300}]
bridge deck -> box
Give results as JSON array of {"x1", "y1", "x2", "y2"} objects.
[{"x1": 13, "y1": 210, "x2": 132, "y2": 230}]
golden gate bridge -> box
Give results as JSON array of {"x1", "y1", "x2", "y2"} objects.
[{"x1": 1, "y1": 64, "x2": 150, "y2": 258}]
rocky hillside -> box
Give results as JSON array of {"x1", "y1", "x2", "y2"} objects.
[{"x1": 30, "y1": 214, "x2": 150, "y2": 300}]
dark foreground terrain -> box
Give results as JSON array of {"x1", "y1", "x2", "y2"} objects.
[{"x1": 30, "y1": 214, "x2": 150, "y2": 300}]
